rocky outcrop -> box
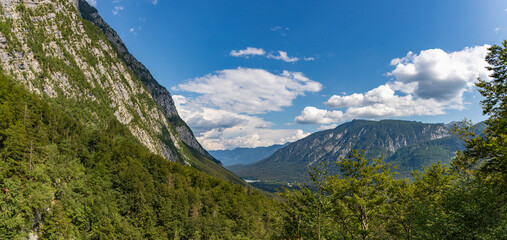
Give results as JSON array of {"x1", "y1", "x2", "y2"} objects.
[
  {"x1": 77, "y1": 0, "x2": 217, "y2": 162},
  {"x1": 233, "y1": 120, "x2": 455, "y2": 182},
  {"x1": 0, "y1": 0, "x2": 181, "y2": 161}
]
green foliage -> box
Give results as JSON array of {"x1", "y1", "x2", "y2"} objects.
[
  {"x1": 0, "y1": 73, "x2": 279, "y2": 239},
  {"x1": 454, "y1": 41, "x2": 507, "y2": 176},
  {"x1": 234, "y1": 120, "x2": 464, "y2": 185},
  {"x1": 277, "y1": 42, "x2": 507, "y2": 239},
  {"x1": 278, "y1": 151, "x2": 406, "y2": 239}
]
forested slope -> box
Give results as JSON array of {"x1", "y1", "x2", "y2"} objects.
[
  {"x1": 0, "y1": 73, "x2": 279, "y2": 239},
  {"x1": 0, "y1": 0, "x2": 241, "y2": 184}
]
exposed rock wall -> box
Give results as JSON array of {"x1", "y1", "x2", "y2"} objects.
[
  {"x1": 0, "y1": 0, "x2": 181, "y2": 161},
  {"x1": 77, "y1": 0, "x2": 217, "y2": 162}
]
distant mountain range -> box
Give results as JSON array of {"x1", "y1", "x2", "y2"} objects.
[
  {"x1": 209, "y1": 144, "x2": 286, "y2": 167},
  {"x1": 229, "y1": 120, "x2": 486, "y2": 184}
]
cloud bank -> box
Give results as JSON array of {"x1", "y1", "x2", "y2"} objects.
[
  {"x1": 173, "y1": 68, "x2": 320, "y2": 150},
  {"x1": 296, "y1": 45, "x2": 491, "y2": 125},
  {"x1": 173, "y1": 67, "x2": 321, "y2": 114}
]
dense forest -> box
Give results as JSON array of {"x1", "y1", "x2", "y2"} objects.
[
  {"x1": 0, "y1": 0, "x2": 505, "y2": 237},
  {"x1": 0, "y1": 72, "x2": 280, "y2": 239},
  {"x1": 1, "y1": 42, "x2": 505, "y2": 239},
  {"x1": 276, "y1": 42, "x2": 507, "y2": 239}
]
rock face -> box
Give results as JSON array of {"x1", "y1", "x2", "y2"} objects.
[
  {"x1": 0, "y1": 0, "x2": 179, "y2": 160},
  {"x1": 77, "y1": 0, "x2": 217, "y2": 162},
  {"x1": 233, "y1": 120, "x2": 454, "y2": 182},
  {"x1": 0, "y1": 0, "x2": 239, "y2": 183}
]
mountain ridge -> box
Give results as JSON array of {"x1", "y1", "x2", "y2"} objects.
[
  {"x1": 0, "y1": 0, "x2": 240, "y2": 184},
  {"x1": 77, "y1": 0, "x2": 217, "y2": 163},
  {"x1": 232, "y1": 119, "x2": 475, "y2": 183}
]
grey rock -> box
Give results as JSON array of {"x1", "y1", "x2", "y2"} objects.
[{"x1": 78, "y1": 0, "x2": 217, "y2": 162}]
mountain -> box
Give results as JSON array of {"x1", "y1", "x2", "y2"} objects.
[
  {"x1": 232, "y1": 119, "x2": 478, "y2": 183},
  {"x1": 209, "y1": 144, "x2": 286, "y2": 167},
  {"x1": 77, "y1": 0, "x2": 216, "y2": 163},
  {"x1": 0, "y1": 70, "x2": 277, "y2": 239},
  {"x1": 0, "y1": 0, "x2": 242, "y2": 184},
  {"x1": 0, "y1": 0, "x2": 281, "y2": 238}
]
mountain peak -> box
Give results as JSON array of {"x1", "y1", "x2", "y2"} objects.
[{"x1": 0, "y1": 0, "x2": 242, "y2": 184}]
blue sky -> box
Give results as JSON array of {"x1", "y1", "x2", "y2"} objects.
[{"x1": 88, "y1": 0, "x2": 506, "y2": 150}]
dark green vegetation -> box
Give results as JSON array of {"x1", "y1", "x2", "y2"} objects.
[
  {"x1": 0, "y1": 0, "x2": 505, "y2": 238},
  {"x1": 277, "y1": 42, "x2": 507, "y2": 239},
  {"x1": 0, "y1": 0, "x2": 243, "y2": 186},
  {"x1": 209, "y1": 144, "x2": 285, "y2": 167},
  {"x1": 0, "y1": 73, "x2": 279, "y2": 239},
  {"x1": 77, "y1": 0, "x2": 221, "y2": 166},
  {"x1": 232, "y1": 120, "x2": 486, "y2": 187}
]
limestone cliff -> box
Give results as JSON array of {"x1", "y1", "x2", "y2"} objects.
[
  {"x1": 0, "y1": 0, "x2": 240, "y2": 184},
  {"x1": 77, "y1": 0, "x2": 217, "y2": 163}
]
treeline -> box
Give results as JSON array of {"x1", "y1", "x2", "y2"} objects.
[
  {"x1": 0, "y1": 73, "x2": 280, "y2": 239},
  {"x1": 276, "y1": 42, "x2": 507, "y2": 239},
  {"x1": 1, "y1": 40, "x2": 507, "y2": 239},
  {"x1": 277, "y1": 150, "x2": 505, "y2": 239}
]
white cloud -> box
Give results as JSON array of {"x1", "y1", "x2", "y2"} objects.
[
  {"x1": 152, "y1": 0, "x2": 158, "y2": 5},
  {"x1": 495, "y1": 27, "x2": 500, "y2": 33},
  {"x1": 173, "y1": 95, "x2": 310, "y2": 150},
  {"x1": 173, "y1": 68, "x2": 320, "y2": 150},
  {"x1": 230, "y1": 47, "x2": 315, "y2": 63},
  {"x1": 230, "y1": 47, "x2": 266, "y2": 57},
  {"x1": 173, "y1": 67, "x2": 321, "y2": 114},
  {"x1": 295, "y1": 107, "x2": 344, "y2": 124},
  {"x1": 112, "y1": 6, "x2": 124, "y2": 15},
  {"x1": 86, "y1": 0, "x2": 97, "y2": 6},
  {"x1": 267, "y1": 51, "x2": 300, "y2": 62},
  {"x1": 387, "y1": 45, "x2": 490, "y2": 102},
  {"x1": 318, "y1": 124, "x2": 338, "y2": 131},
  {"x1": 297, "y1": 45, "x2": 491, "y2": 125}
]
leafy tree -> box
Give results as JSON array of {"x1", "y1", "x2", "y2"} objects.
[
  {"x1": 279, "y1": 151, "x2": 407, "y2": 240},
  {"x1": 446, "y1": 41, "x2": 507, "y2": 240},
  {"x1": 278, "y1": 162, "x2": 334, "y2": 239},
  {"x1": 454, "y1": 41, "x2": 507, "y2": 176},
  {"x1": 326, "y1": 150, "x2": 401, "y2": 240}
]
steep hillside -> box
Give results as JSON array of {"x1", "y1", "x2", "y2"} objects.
[
  {"x1": 77, "y1": 0, "x2": 217, "y2": 163},
  {"x1": 210, "y1": 144, "x2": 286, "y2": 167},
  {"x1": 233, "y1": 120, "x2": 454, "y2": 182},
  {"x1": 0, "y1": 73, "x2": 278, "y2": 239},
  {"x1": 0, "y1": 0, "x2": 240, "y2": 184}
]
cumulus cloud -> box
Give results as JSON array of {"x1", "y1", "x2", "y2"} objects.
[
  {"x1": 173, "y1": 68, "x2": 320, "y2": 150},
  {"x1": 173, "y1": 67, "x2": 321, "y2": 114},
  {"x1": 297, "y1": 45, "x2": 491, "y2": 125},
  {"x1": 230, "y1": 47, "x2": 266, "y2": 57},
  {"x1": 388, "y1": 45, "x2": 490, "y2": 102},
  {"x1": 295, "y1": 107, "x2": 344, "y2": 124},
  {"x1": 173, "y1": 95, "x2": 310, "y2": 150},
  {"x1": 112, "y1": 6, "x2": 124, "y2": 15},
  {"x1": 267, "y1": 51, "x2": 300, "y2": 62}
]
